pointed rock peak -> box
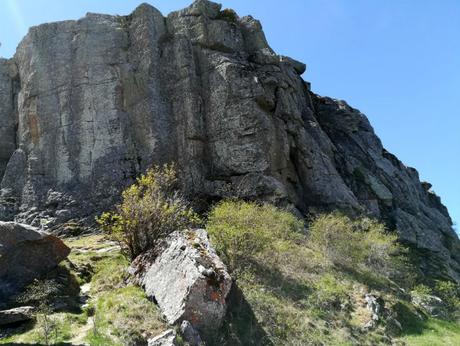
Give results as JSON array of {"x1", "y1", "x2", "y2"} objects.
[
  {"x1": 133, "y1": 2, "x2": 162, "y2": 15},
  {"x1": 173, "y1": 0, "x2": 222, "y2": 19}
]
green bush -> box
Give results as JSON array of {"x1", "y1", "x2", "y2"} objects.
[
  {"x1": 308, "y1": 273, "x2": 350, "y2": 312},
  {"x1": 434, "y1": 280, "x2": 460, "y2": 315},
  {"x1": 97, "y1": 164, "x2": 200, "y2": 259},
  {"x1": 308, "y1": 213, "x2": 406, "y2": 277},
  {"x1": 206, "y1": 200, "x2": 304, "y2": 271},
  {"x1": 412, "y1": 284, "x2": 433, "y2": 296}
]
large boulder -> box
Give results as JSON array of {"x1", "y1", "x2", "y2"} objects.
[
  {"x1": 129, "y1": 229, "x2": 232, "y2": 338},
  {"x1": 0, "y1": 222, "x2": 70, "y2": 305},
  {"x1": 0, "y1": 306, "x2": 34, "y2": 326}
]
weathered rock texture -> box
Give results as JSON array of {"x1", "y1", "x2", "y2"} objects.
[
  {"x1": 0, "y1": 59, "x2": 17, "y2": 182},
  {"x1": 0, "y1": 306, "x2": 34, "y2": 326},
  {"x1": 0, "y1": 0, "x2": 458, "y2": 280},
  {"x1": 129, "y1": 229, "x2": 232, "y2": 337},
  {"x1": 0, "y1": 221, "x2": 70, "y2": 305},
  {"x1": 147, "y1": 329, "x2": 178, "y2": 346}
]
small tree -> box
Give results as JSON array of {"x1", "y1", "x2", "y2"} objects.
[
  {"x1": 18, "y1": 279, "x2": 60, "y2": 346},
  {"x1": 97, "y1": 164, "x2": 200, "y2": 259}
]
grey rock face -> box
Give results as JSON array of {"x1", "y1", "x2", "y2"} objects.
[
  {"x1": 0, "y1": 0, "x2": 458, "y2": 280},
  {"x1": 0, "y1": 221, "x2": 70, "y2": 305},
  {"x1": 0, "y1": 306, "x2": 34, "y2": 326},
  {"x1": 129, "y1": 229, "x2": 232, "y2": 337},
  {"x1": 0, "y1": 59, "x2": 17, "y2": 181}
]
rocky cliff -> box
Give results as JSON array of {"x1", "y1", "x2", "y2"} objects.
[{"x1": 0, "y1": 0, "x2": 458, "y2": 281}]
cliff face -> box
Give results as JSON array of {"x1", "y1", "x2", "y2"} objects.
[
  {"x1": 0, "y1": 0, "x2": 458, "y2": 280},
  {"x1": 0, "y1": 59, "x2": 16, "y2": 181}
]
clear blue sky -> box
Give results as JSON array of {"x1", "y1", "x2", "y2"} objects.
[{"x1": 1, "y1": 0, "x2": 459, "y2": 229}]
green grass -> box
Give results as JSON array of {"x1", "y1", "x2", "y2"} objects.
[
  {"x1": 88, "y1": 285, "x2": 166, "y2": 345},
  {"x1": 399, "y1": 318, "x2": 460, "y2": 346},
  {"x1": 90, "y1": 254, "x2": 129, "y2": 295}
]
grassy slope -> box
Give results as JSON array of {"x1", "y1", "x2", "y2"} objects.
[
  {"x1": 1, "y1": 233, "x2": 459, "y2": 345},
  {"x1": 0, "y1": 234, "x2": 167, "y2": 345},
  {"x1": 400, "y1": 318, "x2": 460, "y2": 346},
  {"x1": 219, "y1": 240, "x2": 460, "y2": 345}
]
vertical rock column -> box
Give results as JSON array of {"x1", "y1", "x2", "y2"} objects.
[{"x1": 0, "y1": 59, "x2": 16, "y2": 181}]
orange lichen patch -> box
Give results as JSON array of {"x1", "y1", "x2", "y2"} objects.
[{"x1": 210, "y1": 290, "x2": 222, "y2": 302}]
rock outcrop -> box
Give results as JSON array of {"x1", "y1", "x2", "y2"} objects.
[
  {"x1": 0, "y1": 221, "x2": 70, "y2": 305},
  {"x1": 0, "y1": 0, "x2": 458, "y2": 280},
  {"x1": 129, "y1": 229, "x2": 232, "y2": 338},
  {"x1": 0, "y1": 306, "x2": 34, "y2": 326},
  {"x1": 0, "y1": 59, "x2": 17, "y2": 183}
]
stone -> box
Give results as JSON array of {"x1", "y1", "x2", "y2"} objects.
[
  {"x1": 0, "y1": 221, "x2": 70, "y2": 305},
  {"x1": 0, "y1": 0, "x2": 458, "y2": 282},
  {"x1": 180, "y1": 320, "x2": 203, "y2": 346},
  {"x1": 411, "y1": 293, "x2": 447, "y2": 318},
  {"x1": 0, "y1": 306, "x2": 34, "y2": 326},
  {"x1": 363, "y1": 294, "x2": 383, "y2": 329},
  {"x1": 148, "y1": 329, "x2": 177, "y2": 346},
  {"x1": 129, "y1": 229, "x2": 232, "y2": 338}
]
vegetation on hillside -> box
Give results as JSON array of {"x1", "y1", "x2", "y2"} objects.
[
  {"x1": 207, "y1": 200, "x2": 460, "y2": 345},
  {"x1": 0, "y1": 235, "x2": 167, "y2": 345},
  {"x1": 2, "y1": 167, "x2": 459, "y2": 345}
]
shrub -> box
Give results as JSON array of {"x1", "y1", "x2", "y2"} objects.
[
  {"x1": 97, "y1": 164, "x2": 200, "y2": 259},
  {"x1": 206, "y1": 200, "x2": 304, "y2": 271},
  {"x1": 412, "y1": 284, "x2": 433, "y2": 296},
  {"x1": 308, "y1": 273, "x2": 350, "y2": 313},
  {"x1": 434, "y1": 280, "x2": 460, "y2": 315},
  {"x1": 308, "y1": 213, "x2": 405, "y2": 277}
]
